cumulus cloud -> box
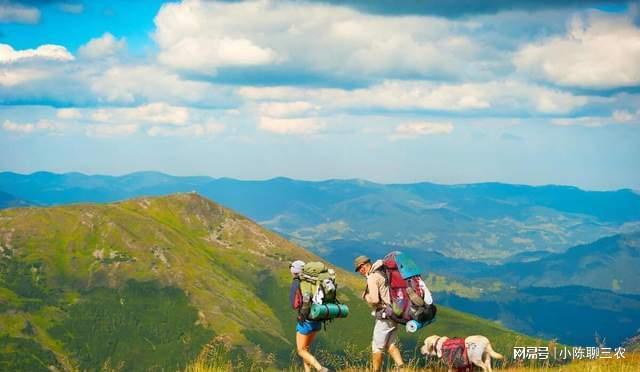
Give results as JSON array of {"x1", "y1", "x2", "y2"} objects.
[
  {"x1": 56, "y1": 108, "x2": 82, "y2": 119},
  {"x1": 89, "y1": 103, "x2": 190, "y2": 126},
  {"x1": 0, "y1": 43, "x2": 74, "y2": 93},
  {"x1": 59, "y1": 3, "x2": 83, "y2": 14},
  {"x1": 0, "y1": 2, "x2": 39, "y2": 24},
  {"x1": 2, "y1": 103, "x2": 229, "y2": 138},
  {"x1": 89, "y1": 64, "x2": 237, "y2": 107},
  {"x1": 551, "y1": 109, "x2": 640, "y2": 127},
  {"x1": 147, "y1": 122, "x2": 224, "y2": 137},
  {"x1": 153, "y1": 0, "x2": 492, "y2": 81},
  {"x1": 258, "y1": 101, "x2": 318, "y2": 118},
  {"x1": 0, "y1": 43, "x2": 74, "y2": 64},
  {"x1": 2, "y1": 119, "x2": 65, "y2": 134},
  {"x1": 390, "y1": 121, "x2": 453, "y2": 140},
  {"x1": 86, "y1": 123, "x2": 138, "y2": 137},
  {"x1": 0, "y1": 67, "x2": 51, "y2": 86},
  {"x1": 258, "y1": 116, "x2": 324, "y2": 135},
  {"x1": 154, "y1": 1, "x2": 282, "y2": 74},
  {"x1": 515, "y1": 12, "x2": 640, "y2": 89},
  {"x1": 78, "y1": 33, "x2": 126, "y2": 60},
  {"x1": 158, "y1": 37, "x2": 277, "y2": 74},
  {"x1": 240, "y1": 80, "x2": 588, "y2": 115}
]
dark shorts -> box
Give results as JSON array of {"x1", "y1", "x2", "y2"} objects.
[{"x1": 296, "y1": 320, "x2": 321, "y2": 335}]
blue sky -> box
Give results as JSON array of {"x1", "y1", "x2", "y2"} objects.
[{"x1": 1, "y1": 0, "x2": 639, "y2": 190}]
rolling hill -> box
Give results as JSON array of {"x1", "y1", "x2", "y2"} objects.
[{"x1": 0, "y1": 193, "x2": 540, "y2": 371}]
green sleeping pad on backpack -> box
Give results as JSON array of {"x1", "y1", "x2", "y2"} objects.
[{"x1": 309, "y1": 303, "x2": 349, "y2": 320}]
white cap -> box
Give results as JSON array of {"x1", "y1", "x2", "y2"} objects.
[{"x1": 290, "y1": 260, "x2": 305, "y2": 275}]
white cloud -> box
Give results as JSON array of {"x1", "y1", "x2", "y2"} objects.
[
  {"x1": 612, "y1": 109, "x2": 636, "y2": 123},
  {"x1": 56, "y1": 108, "x2": 82, "y2": 119},
  {"x1": 551, "y1": 109, "x2": 640, "y2": 127},
  {"x1": 86, "y1": 124, "x2": 138, "y2": 137},
  {"x1": 515, "y1": 12, "x2": 640, "y2": 89},
  {"x1": 147, "y1": 122, "x2": 224, "y2": 137},
  {"x1": 59, "y1": 3, "x2": 84, "y2": 14},
  {"x1": 0, "y1": 67, "x2": 50, "y2": 86},
  {"x1": 390, "y1": 121, "x2": 454, "y2": 140},
  {"x1": 154, "y1": 1, "x2": 280, "y2": 73},
  {"x1": 0, "y1": 44, "x2": 74, "y2": 64},
  {"x1": 89, "y1": 103, "x2": 190, "y2": 126},
  {"x1": 78, "y1": 33, "x2": 126, "y2": 60},
  {"x1": 240, "y1": 80, "x2": 588, "y2": 115},
  {"x1": 0, "y1": 3, "x2": 39, "y2": 24},
  {"x1": 2, "y1": 119, "x2": 64, "y2": 134},
  {"x1": 90, "y1": 109, "x2": 112, "y2": 122},
  {"x1": 2, "y1": 104, "x2": 227, "y2": 138},
  {"x1": 258, "y1": 101, "x2": 318, "y2": 118},
  {"x1": 158, "y1": 36, "x2": 277, "y2": 74},
  {"x1": 258, "y1": 116, "x2": 324, "y2": 135},
  {"x1": 3, "y1": 119, "x2": 35, "y2": 133},
  {"x1": 89, "y1": 64, "x2": 235, "y2": 106},
  {"x1": 153, "y1": 0, "x2": 489, "y2": 79},
  {"x1": 131, "y1": 102, "x2": 190, "y2": 125}
]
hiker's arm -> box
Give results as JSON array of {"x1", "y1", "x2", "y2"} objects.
[
  {"x1": 376, "y1": 274, "x2": 391, "y2": 305},
  {"x1": 361, "y1": 283, "x2": 369, "y2": 300},
  {"x1": 364, "y1": 274, "x2": 379, "y2": 305}
]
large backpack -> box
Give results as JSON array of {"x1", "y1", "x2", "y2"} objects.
[
  {"x1": 381, "y1": 251, "x2": 436, "y2": 325},
  {"x1": 298, "y1": 261, "x2": 348, "y2": 321}
]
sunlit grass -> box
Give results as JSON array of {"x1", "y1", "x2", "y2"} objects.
[{"x1": 184, "y1": 343, "x2": 639, "y2": 372}]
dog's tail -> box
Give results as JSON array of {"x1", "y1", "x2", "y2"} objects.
[{"x1": 486, "y1": 342, "x2": 504, "y2": 359}]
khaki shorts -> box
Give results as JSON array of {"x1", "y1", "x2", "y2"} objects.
[{"x1": 372, "y1": 319, "x2": 399, "y2": 353}]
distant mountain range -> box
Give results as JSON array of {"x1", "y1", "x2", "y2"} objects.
[
  {"x1": 322, "y1": 232, "x2": 640, "y2": 294},
  {"x1": 2, "y1": 171, "x2": 639, "y2": 262},
  {"x1": 0, "y1": 191, "x2": 31, "y2": 209},
  {"x1": 0, "y1": 193, "x2": 538, "y2": 371}
]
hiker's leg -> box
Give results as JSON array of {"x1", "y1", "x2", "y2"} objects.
[
  {"x1": 388, "y1": 344, "x2": 404, "y2": 367},
  {"x1": 372, "y1": 319, "x2": 397, "y2": 371},
  {"x1": 386, "y1": 322, "x2": 403, "y2": 367},
  {"x1": 296, "y1": 331, "x2": 323, "y2": 371},
  {"x1": 372, "y1": 351, "x2": 384, "y2": 372}
]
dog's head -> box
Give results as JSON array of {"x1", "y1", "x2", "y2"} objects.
[{"x1": 421, "y1": 335, "x2": 441, "y2": 357}]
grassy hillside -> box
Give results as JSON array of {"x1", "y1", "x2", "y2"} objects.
[{"x1": 0, "y1": 193, "x2": 542, "y2": 370}]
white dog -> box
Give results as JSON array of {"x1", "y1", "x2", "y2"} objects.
[{"x1": 421, "y1": 335, "x2": 504, "y2": 372}]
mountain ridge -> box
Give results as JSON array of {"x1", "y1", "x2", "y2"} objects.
[{"x1": 3, "y1": 171, "x2": 639, "y2": 262}]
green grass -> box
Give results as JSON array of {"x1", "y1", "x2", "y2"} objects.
[
  {"x1": 0, "y1": 334, "x2": 62, "y2": 371},
  {"x1": 49, "y1": 280, "x2": 214, "y2": 372}
]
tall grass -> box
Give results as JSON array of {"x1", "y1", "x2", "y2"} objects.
[{"x1": 184, "y1": 340, "x2": 639, "y2": 372}]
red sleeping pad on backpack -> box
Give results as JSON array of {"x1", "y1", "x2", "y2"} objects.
[{"x1": 441, "y1": 338, "x2": 470, "y2": 372}]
